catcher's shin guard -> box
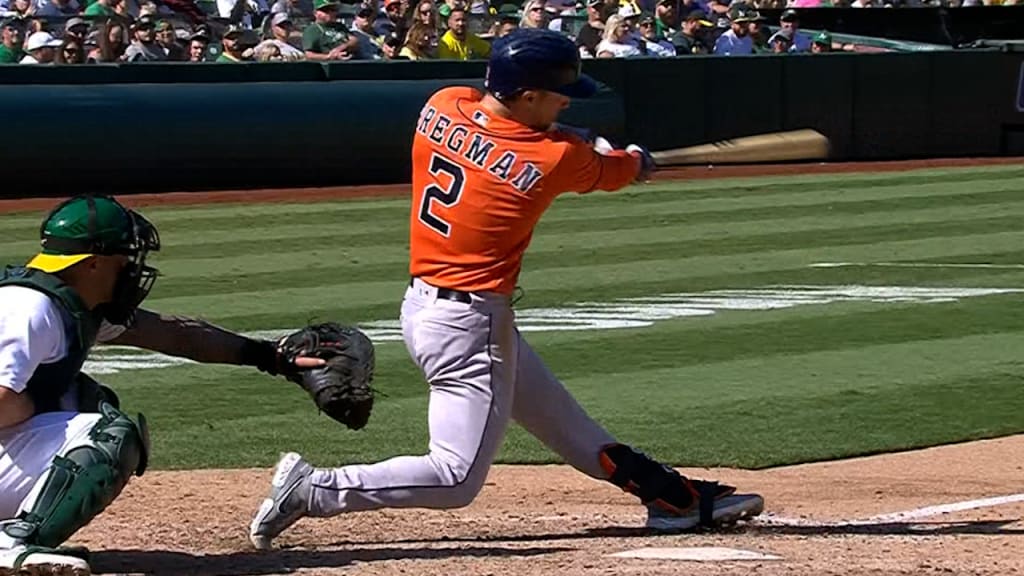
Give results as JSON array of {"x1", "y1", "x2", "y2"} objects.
[
  {"x1": 599, "y1": 443, "x2": 736, "y2": 527},
  {"x1": 2, "y1": 402, "x2": 149, "y2": 548}
]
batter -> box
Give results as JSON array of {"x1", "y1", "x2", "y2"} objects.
[{"x1": 250, "y1": 28, "x2": 764, "y2": 549}]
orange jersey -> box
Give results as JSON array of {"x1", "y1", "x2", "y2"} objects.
[{"x1": 409, "y1": 86, "x2": 641, "y2": 295}]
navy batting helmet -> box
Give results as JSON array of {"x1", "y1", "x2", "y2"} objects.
[{"x1": 485, "y1": 28, "x2": 597, "y2": 101}]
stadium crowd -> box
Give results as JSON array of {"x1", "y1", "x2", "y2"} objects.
[{"x1": 0, "y1": 0, "x2": 997, "y2": 64}]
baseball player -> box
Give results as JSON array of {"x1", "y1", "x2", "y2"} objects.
[
  {"x1": 249, "y1": 28, "x2": 764, "y2": 549},
  {"x1": 0, "y1": 195, "x2": 323, "y2": 575}
]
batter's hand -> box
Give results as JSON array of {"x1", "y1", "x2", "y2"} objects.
[{"x1": 626, "y1": 144, "x2": 655, "y2": 182}]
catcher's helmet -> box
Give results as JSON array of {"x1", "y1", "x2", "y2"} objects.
[
  {"x1": 485, "y1": 28, "x2": 597, "y2": 101},
  {"x1": 28, "y1": 195, "x2": 161, "y2": 326}
]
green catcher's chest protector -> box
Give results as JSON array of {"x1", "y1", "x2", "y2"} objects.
[{"x1": 0, "y1": 266, "x2": 104, "y2": 415}]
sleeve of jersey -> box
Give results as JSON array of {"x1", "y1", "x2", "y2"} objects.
[
  {"x1": 547, "y1": 140, "x2": 641, "y2": 195},
  {"x1": 0, "y1": 292, "x2": 67, "y2": 394}
]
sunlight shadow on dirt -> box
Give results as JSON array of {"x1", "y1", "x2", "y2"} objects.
[{"x1": 90, "y1": 545, "x2": 572, "y2": 576}]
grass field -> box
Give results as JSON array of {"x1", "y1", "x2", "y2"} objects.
[{"x1": 3, "y1": 164, "x2": 1023, "y2": 472}]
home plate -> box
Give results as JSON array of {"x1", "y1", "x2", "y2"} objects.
[{"x1": 609, "y1": 547, "x2": 783, "y2": 561}]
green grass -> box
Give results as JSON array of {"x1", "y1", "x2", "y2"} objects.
[{"x1": 4, "y1": 163, "x2": 1024, "y2": 470}]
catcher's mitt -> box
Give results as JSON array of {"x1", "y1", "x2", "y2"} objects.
[{"x1": 277, "y1": 322, "x2": 376, "y2": 430}]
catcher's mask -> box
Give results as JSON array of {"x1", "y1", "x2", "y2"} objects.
[{"x1": 28, "y1": 194, "x2": 161, "y2": 327}]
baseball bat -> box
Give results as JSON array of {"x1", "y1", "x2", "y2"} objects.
[{"x1": 651, "y1": 129, "x2": 830, "y2": 167}]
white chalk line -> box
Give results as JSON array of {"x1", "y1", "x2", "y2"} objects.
[
  {"x1": 753, "y1": 492, "x2": 1024, "y2": 527},
  {"x1": 811, "y1": 262, "x2": 1024, "y2": 270}
]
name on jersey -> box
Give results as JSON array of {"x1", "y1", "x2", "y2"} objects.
[{"x1": 417, "y1": 106, "x2": 544, "y2": 194}]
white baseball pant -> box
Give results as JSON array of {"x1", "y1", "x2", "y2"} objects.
[{"x1": 307, "y1": 278, "x2": 617, "y2": 515}]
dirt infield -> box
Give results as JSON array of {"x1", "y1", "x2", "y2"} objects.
[
  {"x1": 70, "y1": 435, "x2": 1024, "y2": 576},
  {"x1": 2, "y1": 157, "x2": 1023, "y2": 215}
]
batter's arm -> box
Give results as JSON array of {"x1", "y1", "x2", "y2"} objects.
[
  {"x1": 105, "y1": 309, "x2": 324, "y2": 373},
  {"x1": 546, "y1": 140, "x2": 643, "y2": 195}
]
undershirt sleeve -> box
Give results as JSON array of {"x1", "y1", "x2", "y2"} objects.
[{"x1": 0, "y1": 287, "x2": 68, "y2": 394}]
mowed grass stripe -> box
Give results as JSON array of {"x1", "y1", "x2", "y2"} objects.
[
  {"x1": 123, "y1": 174, "x2": 1024, "y2": 238},
  {"x1": 580, "y1": 370, "x2": 1024, "y2": 469},
  {"x1": 200, "y1": 262, "x2": 1024, "y2": 334},
  {"x1": 141, "y1": 230, "x2": 1024, "y2": 318},
  {"x1": 544, "y1": 293, "x2": 1022, "y2": 371},
  {"x1": 144, "y1": 209, "x2": 1024, "y2": 299},
  {"x1": 6, "y1": 165, "x2": 1019, "y2": 239},
  {"x1": 2, "y1": 170, "x2": 1020, "y2": 260},
  {"x1": 1, "y1": 163, "x2": 1022, "y2": 233},
  {"x1": 13, "y1": 186, "x2": 1015, "y2": 278},
  {"x1": 142, "y1": 195, "x2": 1024, "y2": 273},
  {"x1": 563, "y1": 331, "x2": 1023, "y2": 407}
]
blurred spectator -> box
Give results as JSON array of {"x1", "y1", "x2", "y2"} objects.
[
  {"x1": 83, "y1": 0, "x2": 122, "y2": 18},
  {"x1": 217, "y1": 23, "x2": 254, "y2": 60},
  {"x1": 63, "y1": 16, "x2": 87, "y2": 44},
  {"x1": 188, "y1": 28, "x2": 208, "y2": 59},
  {"x1": 254, "y1": 40, "x2": 281, "y2": 58},
  {"x1": 349, "y1": 5, "x2": 386, "y2": 59},
  {"x1": 154, "y1": 0, "x2": 206, "y2": 26},
  {"x1": 5, "y1": 0, "x2": 32, "y2": 18},
  {"x1": 767, "y1": 26, "x2": 789, "y2": 52},
  {"x1": 123, "y1": 16, "x2": 166, "y2": 60},
  {"x1": 636, "y1": 13, "x2": 673, "y2": 55},
  {"x1": 653, "y1": 0, "x2": 675, "y2": 36},
  {"x1": 87, "y1": 19, "x2": 127, "y2": 61},
  {"x1": 83, "y1": 29, "x2": 97, "y2": 53},
  {"x1": 398, "y1": 19, "x2": 435, "y2": 58},
  {"x1": 33, "y1": 0, "x2": 81, "y2": 17},
  {"x1": 302, "y1": 0, "x2": 357, "y2": 60},
  {"x1": 749, "y1": 12, "x2": 769, "y2": 51},
  {"x1": 19, "y1": 30, "x2": 60, "y2": 62},
  {"x1": 255, "y1": 12, "x2": 304, "y2": 59},
  {"x1": 575, "y1": 0, "x2": 605, "y2": 58},
  {"x1": 618, "y1": 0, "x2": 640, "y2": 15},
  {"x1": 778, "y1": 8, "x2": 810, "y2": 51},
  {"x1": 374, "y1": 0, "x2": 404, "y2": 37},
  {"x1": 492, "y1": 5, "x2": 517, "y2": 37},
  {"x1": 0, "y1": 17, "x2": 25, "y2": 62},
  {"x1": 810, "y1": 29, "x2": 831, "y2": 52},
  {"x1": 220, "y1": 0, "x2": 268, "y2": 28},
  {"x1": 596, "y1": 13, "x2": 640, "y2": 57},
  {"x1": 155, "y1": 19, "x2": 185, "y2": 59},
  {"x1": 668, "y1": 8, "x2": 710, "y2": 54},
  {"x1": 546, "y1": 0, "x2": 577, "y2": 33},
  {"x1": 380, "y1": 29, "x2": 402, "y2": 56},
  {"x1": 713, "y1": 2, "x2": 754, "y2": 55},
  {"x1": 519, "y1": 0, "x2": 548, "y2": 29},
  {"x1": 616, "y1": 2, "x2": 638, "y2": 33},
  {"x1": 269, "y1": 0, "x2": 312, "y2": 18},
  {"x1": 138, "y1": 2, "x2": 161, "y2": 17},
  {"x1": 409, "y1": 0, "x2": 438, "y2": 30},
  {"x1": 55, "y1": 37, "x2": 85, "y2": 62},
  {"x1": 26, "y1": 17, "x2": 46, "y2": 34},
  {"x1": 437, "y1": 5, "x2": 489, "y2": 59}
]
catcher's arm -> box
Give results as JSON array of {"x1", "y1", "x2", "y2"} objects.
[{"x1": 104, "y1": 308, "x2": 325, "y2": 373}]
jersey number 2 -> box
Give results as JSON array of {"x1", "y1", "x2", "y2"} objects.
[{"x1": 419, "y1": 153, "x2": 465, "y2": 237}]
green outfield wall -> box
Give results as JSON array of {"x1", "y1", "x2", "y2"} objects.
[{"x1": 0, "y1": 49, "x2": 1022, "y2": 196}]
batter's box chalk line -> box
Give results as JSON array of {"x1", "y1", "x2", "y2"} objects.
[
  {"x1": 608, "y1": 547, "x2": 783, "y2": 562},
  {"x1": 752, "y1": 492, "x2": 1024, "y2": 528}
]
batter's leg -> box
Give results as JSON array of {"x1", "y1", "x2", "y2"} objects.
[
  {"x1": 510, "y1": 333, "x2": 615, "y2": 480},
  {"x1": 510, "y1": 333, "x2": 764, "y2": 530},
  {"x1": 309, "y1": 290, "x2": 518, "y2": 515}
]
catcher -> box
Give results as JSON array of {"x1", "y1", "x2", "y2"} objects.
[{"x1": 0, "y1": 195, "x2": 374, "y2": 576}]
